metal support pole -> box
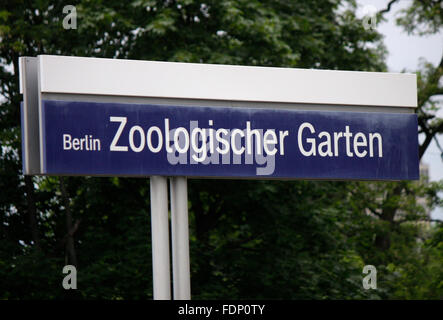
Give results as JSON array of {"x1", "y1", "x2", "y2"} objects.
[
  {"x1": 150, "y1": 176, "x2": 171, "y2": 300},
  {"x1": 170, "y1": 176, "x2": 191, "y2": 300}
]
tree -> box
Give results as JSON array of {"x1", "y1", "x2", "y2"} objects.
[
  {"x1": 358, "y1": 0, "x2": 443, "y2": 251},
  {"x1": 341, "y1": 0, "x2": 443, "y2": 298},
  {"x1": 380, "y1": 0, "x2": 443, "y2": 159},
  {"x1": 0, "y1": 0, "x2": 440, "y2": 299}
]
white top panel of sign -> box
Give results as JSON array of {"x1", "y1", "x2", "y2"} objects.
[{"x1": 37, "y1": 55, "x2": 417, "y2": 108}]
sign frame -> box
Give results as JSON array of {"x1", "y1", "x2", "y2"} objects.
[{"x1": 20, "y1": 55, "x2": 418, "y2": 178}]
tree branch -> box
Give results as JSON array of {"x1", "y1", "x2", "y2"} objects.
[
  {"x1": 417, "y1": 51, "x2": 443, "y2": 158},
  {"x1": 58, "y1": 219, "x2": 82, "y2": 247},
  {"x1": 378, "y1": 0, "x2": 399, "y2": 15},
  {"x1": 59, "y1": 177, "x2": 78, "y2": 267},
  {"x1": 367, "y1": 206, "x2": 382, "y2": 218},
  {"x1": 397, "y1": 217, "x2": 442, "y2": 224},
  {"x1": 25, "y1": 176, "x2": 41, "y2": 250}
]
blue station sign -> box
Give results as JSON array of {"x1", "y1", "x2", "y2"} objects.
[{"x1": 34, "y1": 100, "x2": 419, "y2": 180}]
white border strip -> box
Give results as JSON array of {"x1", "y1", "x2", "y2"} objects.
[
  {"x1": 38, "y1": 55, "x2": 417, "y2": 108},
  {"x1": 20, "y1": 57, "x2": 41, "y2": 175}
]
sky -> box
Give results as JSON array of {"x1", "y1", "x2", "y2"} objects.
[{"x1": 357, "y1": 0, "x2": 443, "y2": 220}]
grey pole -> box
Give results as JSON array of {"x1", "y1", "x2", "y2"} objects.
[
  {"x1": 170, "y1": 176, "x2": 191, "y2": 300},
  {"x1": 150, "y1": 176, "x2": 171, "y2": 300}
]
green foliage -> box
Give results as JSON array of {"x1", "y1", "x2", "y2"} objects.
[
  {"x1": 188, "y1": 180, "x2": 379, "y2": 299},
  {"x1": 0, "y1": 0, "x2": 441, "y2": 300},
  {"x1": 380, "y1": 224, "x2": 443, "y2": 299},
  {"x1": 396, "y1": 0, "x2": 443, "y2": 35}
]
